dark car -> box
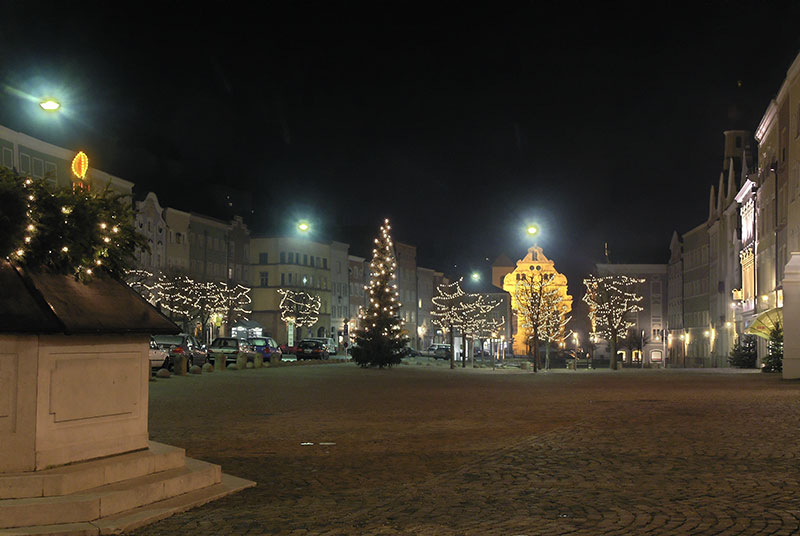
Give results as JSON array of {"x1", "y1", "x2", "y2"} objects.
[
  {"x1": 248, "y1": 336, "x2": 282, "y2": 361},
  {"x1": 208, "y1": 337, "x2": 255, "y2": 365},
  {"x1": 279, "y1": 343, "x2": 299, "y2": 355},
  {"x1": 297, "y1": 339, "x2": 329, "y2": 360},
  {"x1": 152, "y1": 333, "x2": 206, "y2": 370}
]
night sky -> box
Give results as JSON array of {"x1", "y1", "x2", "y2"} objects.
[{"x1": 3, "y1": 2, "x2": 800, "y2": 326}]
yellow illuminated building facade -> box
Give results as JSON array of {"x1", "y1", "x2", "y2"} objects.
[{"x1": 500, "y1": 246, "x2": 572, "y2": 355}]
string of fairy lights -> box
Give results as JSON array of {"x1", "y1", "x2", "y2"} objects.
[
  {"x1": 582, "y1": 274, "x2": 644, "y2": 343},
  {"x1": 431, "y1": 278, "x2": 503, "y2": 337},
  {"x1": 277, "y1": 288, "x2": 321, "y2": 327},
  {"x1": 126, "y1": 269, "x2": 252, "y2": 321},
  {"x1": 514, "y1": 272, "x2": 571, "y2": 345},
  {"x1": 357, "y1": 218, "x2": 406, "y2": 339}
]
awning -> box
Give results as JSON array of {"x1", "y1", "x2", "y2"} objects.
[{"x1": 745, "y1": 307, "x2": 782, "y2": 340}]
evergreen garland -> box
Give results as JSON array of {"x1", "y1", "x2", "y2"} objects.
[{"x1": 1, "y1": 168, "x2": 146, "y2": 280}]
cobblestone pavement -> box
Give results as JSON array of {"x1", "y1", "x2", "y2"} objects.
[{"x1": 130, "y1": 363, "x2": 800, "y2": 535}]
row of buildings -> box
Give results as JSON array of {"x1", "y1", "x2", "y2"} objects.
[
  {"x1": 0, "y1": 122, "x2": 473, "y2": 349},
  {"x1": 588, "y1": 50, "x2": 800, "y2": 368}
]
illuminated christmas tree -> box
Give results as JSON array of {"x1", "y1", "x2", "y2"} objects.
[
  {"x1": 583, "y1": 274, "x2": 644, "y2": 370},
  {"x1": 351, "y1": 219, "x2": 408, "y2": 368}
]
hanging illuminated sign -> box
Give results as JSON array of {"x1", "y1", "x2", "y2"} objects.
[{"x1": 71, "y1": 151, "x2": 89, "y2": 180}]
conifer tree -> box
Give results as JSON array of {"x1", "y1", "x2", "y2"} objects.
[
  {"x1": 351, "y1": 219, "x2": 408, "y2": 368},
  {"x1": 728, "y1": 335, "x2": 757, "y2": 369},
  {"x1": 762, "y1": 323, "x2": 783, "y2": 373}
]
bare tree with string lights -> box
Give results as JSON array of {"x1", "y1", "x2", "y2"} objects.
[
  {"x1": 583, "y1": 274, "x2": 644, "y2": 370},
  {"x1": 351, "y1": 219, "x2": 408, "y2": 368},
  {"x1": 514, "y1": 272, "x2": 569, "y2": 372},
  {"x1": 278, "y1": 288, "x2": 321, "y2": 343}
]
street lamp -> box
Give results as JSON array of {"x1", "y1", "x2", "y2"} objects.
[
  {"x1": 39, "y1": 98, "x2": 61, "y2": 112},
  {"x1": 471, "y1": 272, "x2": 481, "y2": 282},
  {"x1": 297, "y1": 221, "x2": 310, "y2": 233},
  {"x1": 526, "y1": 225, "x2": 539, "y2": 236}
]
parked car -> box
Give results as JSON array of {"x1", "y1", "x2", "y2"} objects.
[
  {"x1": 149, "y1": 337, "x2": 170, "y2": 370},
  {"x1": 428, "y1": 343, "x2": 451, "y2": 359},
  {"x1": 152, "y1": 333, "x2": 206, "y2": 370},
  {"x1": 248, "y1": 336, "x2": 282, "y2": 361},
  {"x1": 208, "y1": 337, "x2": 255, "y2": 365},
  {"x1": 306, "y1": 337, "x2": 337, "y2": 355},
  {"x1": 279, "y1": 343, "x2": 299, "y2": 355},
  {"x1": 297, "y1": 339, "x2": 329, "y2": 360}
]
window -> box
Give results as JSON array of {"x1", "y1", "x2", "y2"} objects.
[
  {"x1": 304, "y1": 254, "x2": 308, "y2": 265},
  {"x1": 323, "y1": 258, "x2": 327, "y2": 269},
  {"x1": 176, "y1": 232, "x2": 183, "y2": 244},
  {"x1": 281, "y1": 273, "x2": 285, "y2": 286},
  {"x1": 259, "y1": 253, "x2": 268, "y2": 265},
  {"x1": 288, "y1": 252, "x2": 294, "y2": 264},
  {"x1": 19, "y1": 153, "x2": 30, "y2": 174},
  {"x1": 260, "y1": 272, "x2": 269, "y2": 287},
  {"x1": 280, "y1": 251, "x2": 286, "y2": 263}
]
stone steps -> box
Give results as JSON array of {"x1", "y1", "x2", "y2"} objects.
[
  {"x1": 0, "y1": 443, "x2": 255, "y2": 535},
  {"x1": 0, "y1": 442, "x2": 185, "y2": 500}
]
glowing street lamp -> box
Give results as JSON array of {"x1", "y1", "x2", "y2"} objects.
[
  {"x1": 526, "y1": 225, "x2": 539, "y2": 236},
  {"x1": 471, "y1": 272, "x2": 481, "y2": 282},
  {"x1": 39, "y1": 98, "x2": 60, "y2": 112},
  {"x1": 297, "y1": 221, "x2": 310, "y2": 233}
]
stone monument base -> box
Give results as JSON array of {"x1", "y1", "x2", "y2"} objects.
[{"x1": 0, "y1": 441, "x2": 254, "y2": 535}]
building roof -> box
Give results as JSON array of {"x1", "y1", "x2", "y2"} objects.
[
  {"x1": 492, "y1": 254, "x2": 515, "y2": 267},
  {"x1": 0, "y1": 261, "x2": 178, "y2": 335}
]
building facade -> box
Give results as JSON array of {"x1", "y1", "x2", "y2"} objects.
[
  {"x1": 330, "y1": 241, "x2": 350, "y2": 349},
  {"x1": 249, "y1": 237, "x2": 333, "y2": 344},
  {"x1": 596, "y1": 264, "x2": 669, "y2": 366},
  {"x1": 0, "y1": 124, "x2": 133, "y2": 196}
]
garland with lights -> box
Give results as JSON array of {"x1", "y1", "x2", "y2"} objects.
[
  {"x1": 582, "y1": 274, "x2": 644, "y2": 370},
  {"x1": 514, "y1": 272, "x2": 571, "y2": 371},
  {"x1": 1, "y1": 167, "x2": 146, "y2": 280},
  {"x1": 351, "y1": 218, "x2": 408, "y2": 368},
  {"x1": 277, "y1": 288, "x2": 321, "y2": 328}
]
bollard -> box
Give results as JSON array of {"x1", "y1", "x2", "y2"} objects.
[
  {"x1": 174, "y1": 354, "x2": 188, "y2": 376},
  {"x1": 254, "y1": 355, "x2": 263, "y2": 368},
  {"x1": 270, "y1": 354, "x2": 281, "y2": 366},
  {"x1": 214, "y1": 353, "x2": 225, "y2": 372},
  {"x1": 236, "y1": 355, "x2": 247, "y2": 370}
]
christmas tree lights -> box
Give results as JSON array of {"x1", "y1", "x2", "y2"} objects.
[
  {"x1": 582, "y1": 274, "x2": 644, "y2": 370},
  {"x1": 351, "y1": 219, "x2": 408, "y2": 368}
]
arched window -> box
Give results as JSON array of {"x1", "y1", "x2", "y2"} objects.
[{"x1": 317, "y1": 327, "x2": 326, "y2": 337}]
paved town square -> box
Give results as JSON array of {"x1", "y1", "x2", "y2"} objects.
[{"x1": 130, "y1": 363, "x2": 800, "y2": 535}]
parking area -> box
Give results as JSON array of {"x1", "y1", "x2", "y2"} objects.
[{"x1": 132, "y1": 364, "x2": 800, "y2": 535}]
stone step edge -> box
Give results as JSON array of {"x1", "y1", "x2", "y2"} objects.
[
  {"x1": 0, "y1": 458, "x2": 221, "y2": 529},
  {"x1": 0, "y1": 473, "x2": 256, "y2": 536},
  {"x1": 0, "y1": 442, "x2": 185, "y2": 500}
]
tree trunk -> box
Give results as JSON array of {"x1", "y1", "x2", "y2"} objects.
[
  {"x1": 610, "y1": 335, "x2": 618, "y2": 370},
  {"x1": 545, "y1": 342, "x2": 551, "y2": 370},
  {"x1": 449, "y1": 325, "x2": 455, "y2": 369}
]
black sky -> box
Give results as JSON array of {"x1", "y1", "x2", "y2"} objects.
[{"x1": 2, "y1": 1, "x2": 800, "y2": 324}]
